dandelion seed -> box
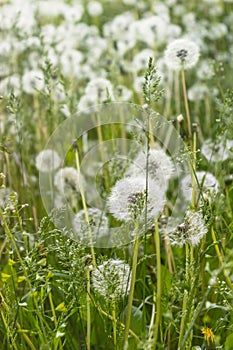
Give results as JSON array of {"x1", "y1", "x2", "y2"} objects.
[
  {"x1": 115, "y1": 85, "x2": 132, "y2": 101},
  {"x1": 85, "y1": 78, "x2": 114, "y2": 103},
  {"x1": 107, "y1": 176, "x2": 166, "y2": 222},
  {"x1": 78, "y1": 94, "x2": 98, "y2": 113},
  {"x1": 22, "y1": 69, "x2": 45, "y2": 94},
  {"x1": 73, "y1": 208, "x2": 109, "y2": 243},
  {"x1": 165, "y1": 210, "x2": 207, "y2": 246},
  {"x1": 35, "y1": 149, "x2": 61, "y2": 173},
  {"x1": 91, "y1": 259, "x2": 131, "y2": 300},
  {"x1": 0, "y1": 187, "x2": 11, "y2": 207},
  {"x1": 54, "y1": 167, "x2": 83, "y2": 197},
  {"x1": 201, "y1": 138, "x2": 233, "y2": 162},
  {"x1": 87, "y1": 1, "x2": 103, "y2": 17},
  {"x1": 181, "y1": 171, "x2": 219, "y2": 202},
  {"x1": 165, "y1": 38, "x2": 200, "y2": 70},
  {"x1": 126, "y1": 148, "x2": 175, "y2": 186}
]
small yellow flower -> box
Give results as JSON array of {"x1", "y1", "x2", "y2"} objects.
[
  {"x1": 1, "y1": 273, "x2": 11, "y2": 282},
  {"x1": 201, "y1": 327, "x2": 215, "y2": 345},
  {"x1": 55, "y1": 302, "x2": 67, "y2": 312},
  {"x1": 8, "y1": 259, "x2": 16, "y2": 266},
  {"x1": 17, "y1": 276, "x2": 26, "y2": 283}
]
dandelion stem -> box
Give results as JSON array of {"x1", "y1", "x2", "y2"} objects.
[
  {"x1": 178, "y1": 289, "x2": 188, "y2": 350},
  {"x1": 191, "y1": 125, "x2": 197, "y2": 209},
  {"x1": 112, "y1": 302, "x2": 117, "y2": 348},
  {"x1": 75, "y1": 146, "x2": 96, "y2": 267},
  {"x1": 181, "y1": 67, "x2": 192, "y2": 142},
  {"x1": 86, "y1": 266, "x2": 91, "y2": 350},
  {"x1": 211, "y1": 226, "x2": 233, "y2": 291},
  {"x1": 123, "y1": 223, "x2": 139, "y2": 350},
  {"x1": 152, "y1": 219, "x2": 162, "y2": 349}
]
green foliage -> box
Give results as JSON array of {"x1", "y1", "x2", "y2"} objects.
[{"x1": 142, "y1": 57, "x2": 164, "y2": 106}]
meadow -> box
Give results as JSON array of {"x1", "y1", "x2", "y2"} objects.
[{"x1": 0, "y1": 0, "x2": 233, "y2": 349}]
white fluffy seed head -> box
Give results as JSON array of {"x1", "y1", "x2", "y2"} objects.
[
  {"x1": 35, "y1": 149, "x2": 61, "y2": 172},
  {"x1": 165, "y1": 38, "x2": 200, "y2": 70},
  {"x1": 54, "y1": 167, "x2": 83, "y2": 196},
  {"x1": 91, "y1": 259, "x2": 131, "y2": 300},
  {"x1": 164, "y1": 210, "x2": 207, "y2": 247},
  {"x1": 107, "y1": 175, "x2": 166, "y2": 222},
  {"x1": 73, "y1": 208, "x2": 109, "y2": 244},
  {"x1": 181, "y1": 171, "x2": 219, "y2": 202},
  {"x1": 126, "y1": 148, "x2": 175, "y2": 185}
]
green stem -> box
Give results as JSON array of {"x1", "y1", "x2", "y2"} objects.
[
  {"x1": 152, "y1": 219, "x2": 162, "y2": 349},
  {"x1": 181, "y1": 67, "x2": 192, "y2": 143},
  {"x1": 75, "y1": 146, "x2": 96, "y2": 267},
  {"x1": 178, "y1": 289, "x2": 188, "y2": 350},
  {"x1": 86, "y1": 266, "x2": 91, "y2": 350},
  {"x1": 211, "y1": 226, "x2": 233, "y2": 291},
  {"x1": 191, "y1": 127, "x2": 197, "y2": 209},
  {"x1": 123, "y1": 223, "x2": 139, "y2": 350},
  {"x1": 112, "y1": 302, "x2": 117, "y2": 348}
]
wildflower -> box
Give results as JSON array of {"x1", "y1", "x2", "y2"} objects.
[
  {"x1": 63, "y1": 3, "x2": 84, "y2": 22},
  {"x1": 54, "y1": 167, "x2": 84, "y2": 198},
  {"x1": 201, "y1": 139, "x2": 233, "y2": 162},
  {"x1": 35, "y1": 149, "x2": 61, "y2": 172},
  {"x1": 201, "y1": 327, "x2": 215, "y2": 346},
  {"x1": 85, "y1": 78, "x2": 114, "y2": 103},
  {"x1": 0, "y1": 75, "x2": 21, "y2": 97},
  {"x1": 91, "y1": 259, "x2": 131, "y2": 300},
  {"x1": 0, "y1": 187, "x2": 11, "y2": 207},
  {"x1": 73, "y1": 208, "x2": 109, "y2": 244},
  {"x1": 22, "y1": 70, "x2": 45, "y2": 94},
  {"x1": 165, "y1": 38, "x2": 200, "y2": 70},
  {"x1": 78, "y1": 94, "x2": 98, "y2": 113},
  {"x1": 114, "y1": 85, "x2": 132, "y2": 101},
  {"x1": 131, "y1": 16, "x2": 168, "y2": 47},
  {"x1": 107, "y1": 176, "x2": 166, "y2": 222},
  {"x1": 133, "y1": 49, "x2": 155, "y2": 72},
  {"x1": 164, "y1": 210, "x2": 207, "y2": 246},
  {"x1": 60, "y1": 49, "x2": 83, "y2": 78},
  {"x1": 188, "y1": 83, "x2": 209, "y2": 101},
  {"x1": 126, "y1": 148, "x2": 175, "y2": 186},
  {"x1": 181, "y1": 171, "x2": 219, "y2": 202},
  {"x1": 87, "y1": 1, "x2": 103, "y2": 17}
]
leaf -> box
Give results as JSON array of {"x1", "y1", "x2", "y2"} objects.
[
  {"x1": 120, "y1": 305, "x2": 143, "y2": 335},
  {"x1": 225, "y1": 334, "x2": 233, "y2": 350}
]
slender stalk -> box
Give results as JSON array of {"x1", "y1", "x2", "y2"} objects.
[
  {"x1": 181, "y1": 67, "x2": 192, "y2": 142},
  {"x1": 86, "y1": 266, "x2": 91, "y2": 350},
  {"x1": 112, "y1": 302, "x2": 117, "y2": 348},
  {"x1": 152, "y1": 219, "x2": 162, "y2": 349},
  {"x1": 178, "y1": 289, "x2": 188, "y2": 350},
  {"x1": 123, "y1": 223, "x2": 139, "y2": 350},
  {"x1": 211, "y1": 226, "x2": 233, "y2": 291},
  {"x1": 191, "y1": 124, "x2": 197, "y2": 209},
  {"x1": 175, "y1": 70, "x2": 181, "y2": 115},
  {"x1": 74, "y1": 145, "x2": 96, "y2": 267},
  {"x1": 90, "y1": 297, "x2": 141, "y2": 344},
  {"x1": 48, "y1": 289, "x2": 63, "y2": 350}
]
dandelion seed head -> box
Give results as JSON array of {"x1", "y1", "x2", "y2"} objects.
[
  {"x1": 126, "y1": 148, "x2": 175, "y2": 186},
  {"x1": 54, "y1": 167, "x2": 83, "y2": 198},
  {"x1": 165, "y1": 210, "x2": 207, "y2": 246},
  {"x1": 181, "y1": 171, "x2": 219, "y2": 202},
  {"x1": 35, "y1": 150, "x2": 61, "y2": 173},
  {"x1": 22, "y1": 69, "x2": 45, "y2": 94},
  {"x1": 85, "y1": 77, "x2": 114, "y2": 102},
  {"x1": 201, "y1": 139, "x2": 233, "y2": 162},
  {"x1": 107, "y1": 176, "x2": 166, "y2": 222},
  {"x1": 91, "y1": 259, "x2": 131, "y2": 300},
  {"x1": 165, "y1": 38, "x2": 200, "y2": 70},
  {"x1": 73, "y1": 208, "x2": 109, "y2": 244}
]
